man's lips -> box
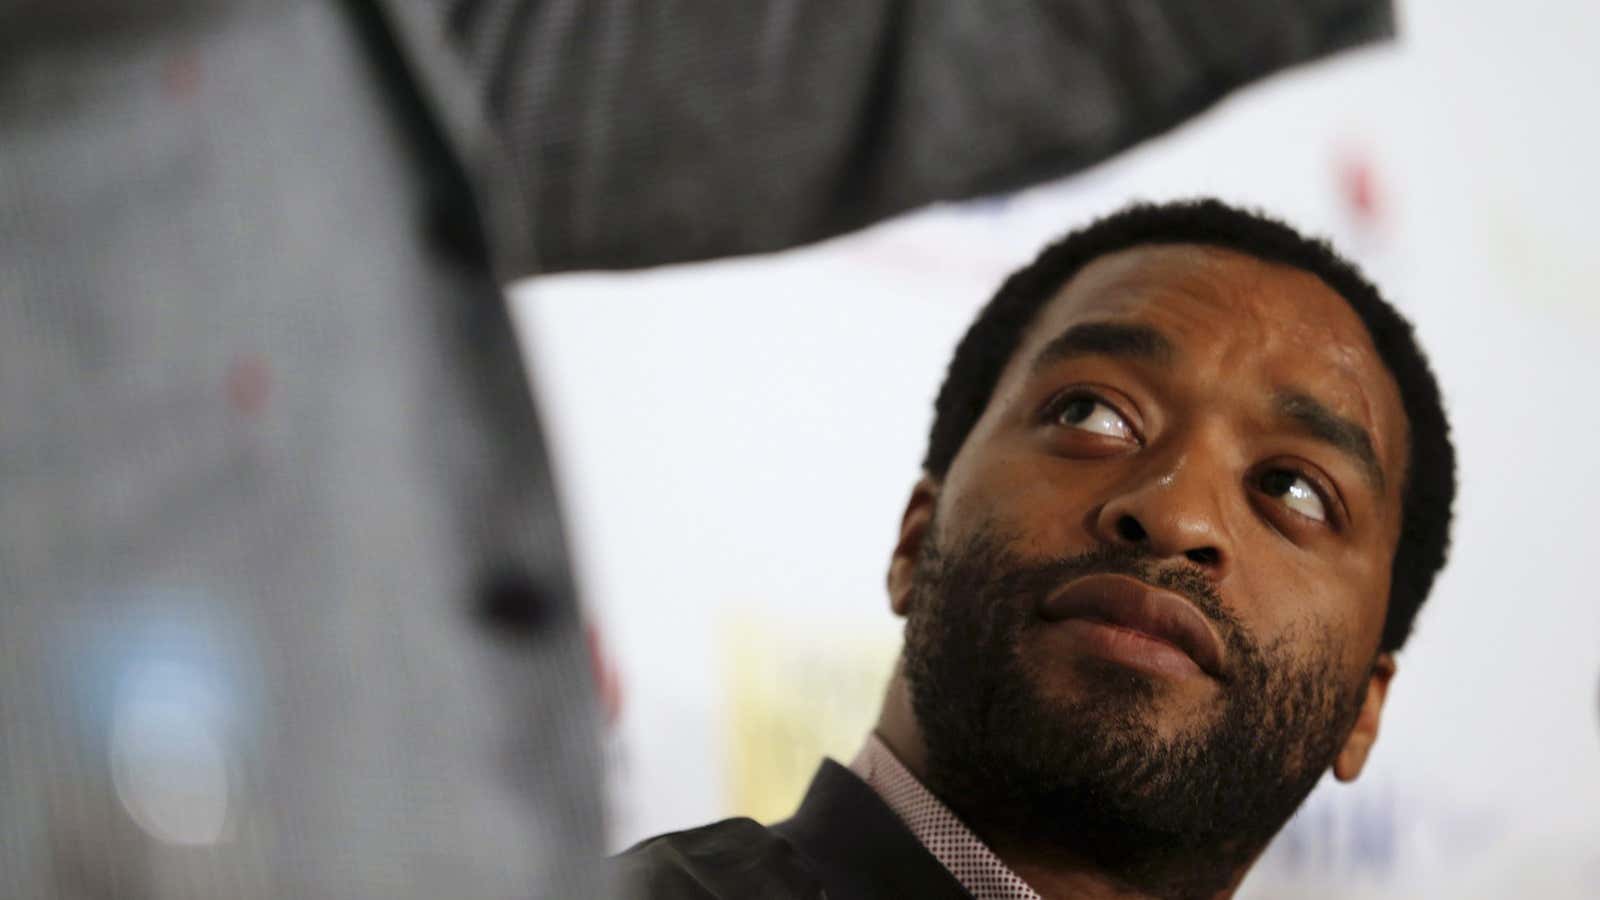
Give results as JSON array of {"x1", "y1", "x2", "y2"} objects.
[{"x1": 1037, "y1": 573, "x2": 1228, "y2": 680}]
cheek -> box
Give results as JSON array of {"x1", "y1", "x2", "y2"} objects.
[
  {"x1": 1233, "y1": 554, "x2": 1388, "y2": 670},
  {"x1": 941, "y1": 449, "x2": 1100, "y2": 554},
  {"x1": 1325, "y1": 542, "x2": 1395, "y2": 656}
]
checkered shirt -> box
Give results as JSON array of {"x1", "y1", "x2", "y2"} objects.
[{"x1": 850, "y1": 735, "x2": 1042, "y2": 900}]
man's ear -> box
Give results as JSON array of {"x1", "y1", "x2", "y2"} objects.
[
  {"x1": 886, "y1": 478, "x2": 939, "y2": 617},
  {"x1": 1333, "y1": 652, "x2": 1396, "y2": 782}
]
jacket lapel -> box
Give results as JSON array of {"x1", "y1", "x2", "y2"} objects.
[{"x1": 773, "y1": 760, "x2": 973, "y2": 900}]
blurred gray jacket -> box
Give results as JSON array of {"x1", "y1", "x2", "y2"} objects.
[{"x1": 0, "y1": 2, "x2": 1391, "y2": 898}]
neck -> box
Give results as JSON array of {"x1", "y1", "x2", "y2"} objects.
[
  {"x1": 977, "y1": 829, "x2": 1250, "y2": 900},
  {"x1": 874, "y1": 670, "x2": 1252, "y2": 900}
]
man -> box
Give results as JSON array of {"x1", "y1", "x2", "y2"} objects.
[
  {"x1": 0, "y1": 2, "x2": 1399, "y2": 896},
  {"x1": 616, "y1": 199, "x2": 1456, "y2": 900}
]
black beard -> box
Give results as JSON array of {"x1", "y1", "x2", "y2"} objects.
[{"x1": 901, "y1": 524, "x2": 1369, "y2": 900}]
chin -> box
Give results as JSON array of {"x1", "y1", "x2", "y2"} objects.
[{"x1": 1024, "y1": 652, "x2": 1222, "y2": 742}]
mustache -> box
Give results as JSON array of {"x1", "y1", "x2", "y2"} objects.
[
  {"x1": 929, "y1": 535, "x2": 1240, "y2": 642},
  {"x1": 1038, "y1": 544, "x2": 1229, "y2": 622}
]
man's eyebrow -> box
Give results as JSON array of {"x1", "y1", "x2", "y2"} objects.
[
  {"x1": 1276, "y1": 391, "x2": 1387, "y2": 493},
  {"x1": 1029, "y1": 321, "x2": 1176, "y2": 374}
]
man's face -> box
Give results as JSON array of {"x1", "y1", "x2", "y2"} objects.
[{"x1": 892, "y1": 244, "x2": 1411, "y2": 887}]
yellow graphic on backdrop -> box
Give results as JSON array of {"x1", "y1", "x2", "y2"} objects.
[{"x1": 722, "y1": 612, "x2": 899, "y2": 824}]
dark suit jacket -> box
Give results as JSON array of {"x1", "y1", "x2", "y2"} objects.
[{"x1": 616, "y1": 760, "x2": 974, "y2": 899}]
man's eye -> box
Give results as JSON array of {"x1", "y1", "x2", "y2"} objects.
[
  {"x1": 1055, "y1": 395, "x2": 1134, "y2": 441},
  {"x1": 1258, "y1": 469, "x2": 1327, "y2": 522}
]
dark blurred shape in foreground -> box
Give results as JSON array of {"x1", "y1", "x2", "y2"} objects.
[{"x1": 0, "y1": 1, "x2": 1392, "y2": 896}]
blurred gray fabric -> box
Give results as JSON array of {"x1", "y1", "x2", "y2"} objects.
[{"x1": 0, "y1": 1, "x2": 1391, "y2": 898}]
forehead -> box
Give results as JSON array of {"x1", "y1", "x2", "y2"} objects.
[{"x1": 1005, "y1": 243, "x2": 1408, "y2": 488}]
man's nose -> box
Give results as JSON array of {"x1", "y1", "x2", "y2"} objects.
[{"x1": 1091, "y1": 449, "x2": 1233, "y2": 575}]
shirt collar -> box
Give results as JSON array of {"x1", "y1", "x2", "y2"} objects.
[{"x1": 850, "y1": 734, "x2": 1042, "y2": 900}]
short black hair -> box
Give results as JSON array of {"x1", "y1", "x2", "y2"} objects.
[{"x1": 923, "y1": 199, "x2": 1455, "y2": 653}]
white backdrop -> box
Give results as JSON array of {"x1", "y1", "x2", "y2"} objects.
[{"x1": 514, "y1": 1, "x2": 1600, "y2": 895}]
